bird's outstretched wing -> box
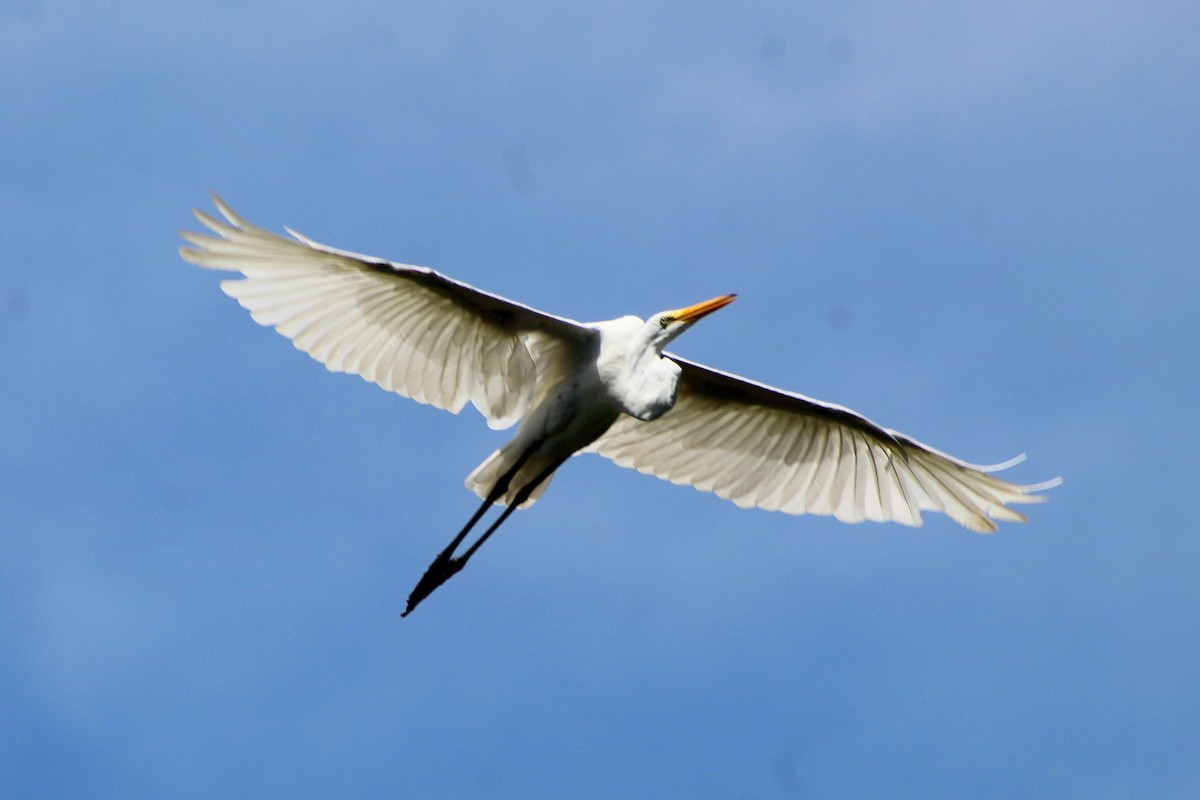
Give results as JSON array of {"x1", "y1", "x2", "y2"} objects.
[
  {"x1": 180, "y1": 195, "x2": 593, "y2": 429},
  {"x1": 587, "y1": 356, "x2": 1059, "y2": 532}
]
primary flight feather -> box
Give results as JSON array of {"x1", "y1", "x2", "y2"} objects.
[{"x1": 180, "y1": 195, "x2": 1059, "y2": 615}]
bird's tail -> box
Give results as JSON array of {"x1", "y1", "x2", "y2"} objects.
[{"x1": 465, "y1": 445, "x2": 555, "y2": 509}]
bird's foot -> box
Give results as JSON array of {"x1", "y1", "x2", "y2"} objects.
[{"x1": 401, "y1": 552, "x2": 466, "y2": 617}]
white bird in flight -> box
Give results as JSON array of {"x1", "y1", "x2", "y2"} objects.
[{"x1": 181, "y1": 195, "x2": 1059, "y2": 616}]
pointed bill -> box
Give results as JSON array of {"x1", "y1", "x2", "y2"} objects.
[{"x1": 672, "y1": 294, "x2": 737, "y2": 324}]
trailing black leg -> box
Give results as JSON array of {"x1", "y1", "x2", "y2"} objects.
[
  {"x1": 455, "y1": 457, "x2": 568, "y2": 565},
  {"x1": 402, "y1": 444, "x2": 541, "y2": 617},
  {"x1": 402, "y1": 456, "x2": 568, "y2": 614}
]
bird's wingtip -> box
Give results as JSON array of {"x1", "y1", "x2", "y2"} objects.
[
  {"x1": 981, "y1": 452, "x2": 1027, "y2": 472},
  {"x1": 1025, "y1": 476, "x2": 1064, "y2": 493}
]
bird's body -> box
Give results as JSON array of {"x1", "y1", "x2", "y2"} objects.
[
  {"x1": 465, "y1": 339, "x2": 621, "y2": 510},
  {"x1": 181, "y1": 196, "x2": 1059, "y2": 615},
  {"x1": 468, "y1": 310, "x2": 719, "y2": 508}
]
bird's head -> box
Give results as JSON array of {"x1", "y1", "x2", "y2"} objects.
[{"x1": 647, "y1": 293, "x2": 737, "y2": 350}]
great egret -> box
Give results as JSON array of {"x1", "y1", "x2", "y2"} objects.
[{"x1": 181, "y1": 195, "x2": 1059, "y2": 616}]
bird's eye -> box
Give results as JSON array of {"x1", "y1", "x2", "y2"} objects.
[{"x1": 659, "y1": 316, "x2": 671, "y2": 329}]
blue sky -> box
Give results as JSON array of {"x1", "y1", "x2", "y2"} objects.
[{"x1": 3, "y1": 1, "x2": 1197, "y2": 797}]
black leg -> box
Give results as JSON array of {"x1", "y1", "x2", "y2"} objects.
[
  {"x1": 455, "y1": 457, "x2": 567, "y2": 564},
  {"x1": 402, "y1": 444, "x2": 543, "y2": 617}
]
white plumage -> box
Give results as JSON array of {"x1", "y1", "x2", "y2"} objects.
[{"x1": 181, "y1": 195, "x2": 1059, "y2": 614}]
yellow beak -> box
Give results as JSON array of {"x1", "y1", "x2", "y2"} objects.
[{"x1": 672, "y1": 293, "x2": 737, "y2": 324}]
